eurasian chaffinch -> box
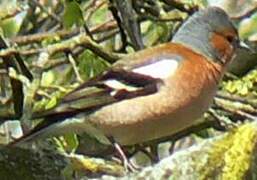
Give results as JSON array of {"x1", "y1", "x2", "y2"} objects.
[{"x1": 10, "y1": 7, "x2": 243, "y2": 146}]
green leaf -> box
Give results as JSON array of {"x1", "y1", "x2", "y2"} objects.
[
  {"x1": 63, "y1": 133, "x2": 79, "y2": 153},
  {"x1": 0, "y1": 12, "x2": 26, "y2": 37},
  {"x1": 78, "y1": 50, "x2": 110, "y2": 80},
  {"x1": 56, "y1": 133, "x2": 79, "y2": 153},
  {"x1": 62, "y1": 1, "x2": 84, "y2": 28},
  {"x1": 88, "y1": 4, "x2": 109, "y2": 26},
  {"x1": 41, "y1": 71, "x2": 55, "y2": 86},
  {"x1": 45, "y1": 96, "x2": 57, "y2": 109},
  {"x1": 239, "y1": 13, "x2": 257, "y2": 39},
  {"x1": 142, "y1": 21, "x2": 170, "y2": 46}
]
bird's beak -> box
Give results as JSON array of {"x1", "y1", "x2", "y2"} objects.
[{"x1": 238, "y1": 41, "x2": 254, "y2": 53}]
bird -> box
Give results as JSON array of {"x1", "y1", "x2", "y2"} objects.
[{"x1": 10, "y1": 7, "x2": 245, "y2": 147}]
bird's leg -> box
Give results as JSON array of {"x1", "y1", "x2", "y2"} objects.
[
  {"x1": 149, "y1": 144, "x2": 160, "y2": 163},
  {"x1": 169, "y1": 141, "x2": 176, "y2": 154},
  {"x1": 108, "y1": 137, "x2": 138, "y2": 172},
  {"x1": 134, "y1": 144, "x2": 159, "y2": 164}
]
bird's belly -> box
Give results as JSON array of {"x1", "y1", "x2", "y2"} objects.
[
  {"x1": 108, "y1": 99, "x2": 211, "y2": 145},
  {"x1": 88, "y1": 86, "x2": 217, "y2": 146}
]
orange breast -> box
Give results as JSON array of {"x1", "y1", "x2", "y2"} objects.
[{"x1": 88, "y1": 43, "x2": 226, "y2": 145}]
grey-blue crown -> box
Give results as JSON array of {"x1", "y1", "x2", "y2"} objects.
[{"x1": 172, "y1": 7, "x2": 238, "y2": 62}]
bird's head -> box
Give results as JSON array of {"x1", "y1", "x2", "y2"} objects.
[{"x1": 172, "y1": 7, "x2": 246, "y2": 66}]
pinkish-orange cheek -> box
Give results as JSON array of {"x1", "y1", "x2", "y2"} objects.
[{"x1": 210, "y1": 33, "x2": 233, "y2": 63}]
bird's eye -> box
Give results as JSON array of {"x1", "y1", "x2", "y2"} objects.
[{"x1": 226, "y1": 36, "x2": 234, "y2": 43}]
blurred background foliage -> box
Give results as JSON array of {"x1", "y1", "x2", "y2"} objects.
[{"x1": 0, "y1": 0, "x2": 256, "y2": 179}]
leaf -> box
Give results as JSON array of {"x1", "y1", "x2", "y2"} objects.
[
  {"x1": 88, "y1": 4, "x2": 109, "y2": 26},
  {"x1": 78, "y1": 50, "x2": 110, "y2": 80},
  {"x1": 41, "y1": 71, "x2": 55, "y2": 86},
  {"x1": 239, "y1": 12, "x2": 257, "y2": 39},
  {"x1": 55, "y1": 133, "x2": 79, "y2": 153},
  {"x1": 62, "y1": 1, "x2": 84, "y2": 28},
  {"x1": 0, "y1": 12, "x2": 26, "y2": 37},
  {"x1": 142, "y1": 22, "x2": 170, "y2": 46},
  {"x1": 63, "y1": 133, "x2": 79, "y2": 153},
  {"x1": 45, "y1": 96, "x2": 57, "y2": 109}
]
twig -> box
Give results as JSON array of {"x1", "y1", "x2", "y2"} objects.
[
  {"x1": 208, "y1": 108, "x2": 237, "y2": 130},
  {"x1": 30, "y1": 0, "x2": 61, "y2": 23},
  {"x1": 108, "y1": 0, "x2": 128, "y2": 52},
  {"x1": 216, "y1": 91, "x2": 257, "y2": 108},
  {"x1": 67, "y1": 53, "x2": 83, "y2": 83},
  {"x1": 11, "y1": 20, "x2": 118, "y2": 45},
  {"x1": 214, "y1": 98, "x2": 257, "y2": 120},
  {"x1": 231, "y1": 5, "x2": 257, "y2": 20},
  {"x1": 113, "y1": 0, "x2": 144, "y2": 50},
  {"x1": 161, "y1": 0, "x2": 198, "y2": 14},
  {"x1": 0, "y1": 36, "x2": 32, "y2": 118},
  {"x1": 11, "y1": 29, "x2": 80, "y2": 45},
  {"x1": 0, "y1": 33, "x2": 123, "y2": 63}
]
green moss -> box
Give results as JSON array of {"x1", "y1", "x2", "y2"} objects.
[
  {"x1": 222, "y1": 70, "x2": 257, "y2": 96},
  {"x1": 199, "y1": 123, "x2": 257, "y2": 179},
  {"x1": 221, "y1": 124, "x2": 257, "y2": 180}
]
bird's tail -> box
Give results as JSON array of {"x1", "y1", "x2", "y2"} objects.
[{"x1": 8, "y1": 120, "x2": 58, "y2": 147}]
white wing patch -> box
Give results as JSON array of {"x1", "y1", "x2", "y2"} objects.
[
  {"x1": 103, "y1": 58, "x2": 179, "y2": 96},
  {"x1": 104, "y1": 80, "x2": 139, "y2": 96},
  {"x1": 104, "y1": 79, "x2": 138, "y2": 91},
  {"x1": 133, "y1": 59, "x2": 179, "y2": 79}
]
